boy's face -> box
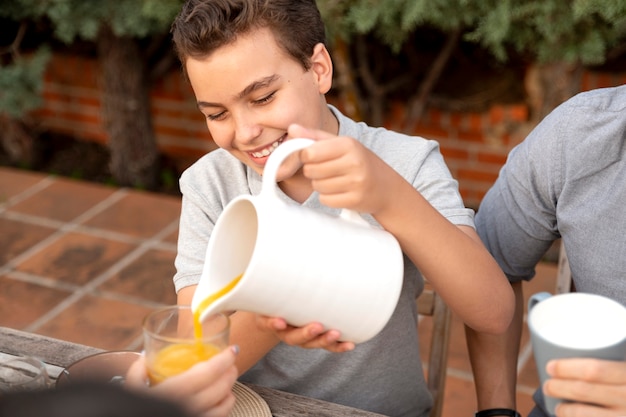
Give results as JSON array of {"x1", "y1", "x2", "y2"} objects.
[{"x1": 186, "y1": 27, "x2": 334, "y2": 177}]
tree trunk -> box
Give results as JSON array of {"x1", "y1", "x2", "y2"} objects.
[
  {"x1": 524, "y1": 61, "x2": 584, "y2": 125},
  {"x1": 0, "y1": 115, "x2": 36, "y2": 166},
  {"x1": 96, "y1": 25, "x2": 159, "y2": 189}
]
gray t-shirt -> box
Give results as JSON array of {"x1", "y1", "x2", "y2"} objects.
[
  {"x1": 475, "y1": 85, "x2": 626, "y2": 417},
  {"x1": 174, "y1": 105, "x2": 474, "y2": 417}
]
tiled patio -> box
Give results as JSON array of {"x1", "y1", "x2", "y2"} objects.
[{"x1": 0, "y1": 165, "x2": 558, "y2": 416}]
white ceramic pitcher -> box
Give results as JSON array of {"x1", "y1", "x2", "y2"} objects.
[{"x1": 191, "y1": 138, "x2": 403, "y2": 344}]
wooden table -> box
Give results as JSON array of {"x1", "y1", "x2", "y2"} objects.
[{"x1": 0, "y1": 326, "x2": 386, "y2": 417}]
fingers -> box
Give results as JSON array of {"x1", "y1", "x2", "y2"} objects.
[
  {"x1": 279, "y1": 322, "x2": 331, "y2": 345},
  {"x1": 555, "y1": 401, "x2": 626, "y2": 417},
  {"x1": 288, "y1": 124, "x2": 352, "y2": 165},
  {"x1": 183, "y1": 345, "x2": 239, "y2": 386},
  {"x1": 547, "y1": 359, "x2": 626, "y2": 384},
  {"x1": 255, "y1": 315, "x2": 288, "y2": 332},
  {"x1": 288, "y1": 124, "x2": 336, "y2": 143},
  {"x1": 180, "y1": 357, "x2": 238, "y2": 417},
  {"x1": 279, "y1": 326, "x2": 354, "y2": 353},
  {"x1": 146, "y1": 346, "x2": 239, "y2": 417},
  {"x1": 256, "y1": 315, "x2": 355, "y2": 353},
  {"x1": 124, "y1": 355, "x2": 152, "y2": 393},
  {"x1": 123, "y1": 347, "x2": 240, "y2": 417},
  {"x1": 545, "y1": 377, "x2": 626, "y2": 410},
  {"x1": 288, "y1": 124, "x2": 394, "y2": 211},
  {"x1": 544, "y1": 359, "x2": 626, "y2": 414}
]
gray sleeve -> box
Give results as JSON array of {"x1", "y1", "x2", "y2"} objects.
[
  {"x1": 475, "y1": 110, "x2": 564, "y2": 282},
  {"x1": 413, "y1": 143, "x2": 475, "y2": 228},
  {"x1": 173, "y1": 152, "x2": 251, "y2": 293},
  {"x1": 173, "y1": 173, "x2": 219, "y2": 293},
  {"x1": 374, "y1": 132, "x2": 475, "y2": 228}
]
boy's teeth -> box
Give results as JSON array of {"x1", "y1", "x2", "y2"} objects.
[{"x1": 252, "y1": 140, "x2": 281, "y2": 158}]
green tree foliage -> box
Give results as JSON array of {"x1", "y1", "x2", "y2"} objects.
[
  {"x1": 0, "y1": 0, "x2": 184, "y2": 188},
  {"x1": 1, "y1": 0, "x2": 625, "y2": 175},
  {"x1": 0, "y1": 0, "x2": 182, "y2": 119},
  {"x1": 319, "y1": 0, "x2": 626, "y2": 64},
  {"x1": 466, "y1": 0, "x2": 626, "y2": 64},
  {"x1": 320, "y1": 0, "x2": 475, "y2": 52},
  {"x1": 40, "y1": 0, "x2": 182, "y2": 43},
  {"x1": 318, "y1": 0, "x2": 626, "y2": 125},
  {"x1": 0, "y1": 47, "x2": 50, "y2": 118}
]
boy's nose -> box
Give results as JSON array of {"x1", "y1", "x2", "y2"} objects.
[{"x1": 233, "y1": 113, "x2": 262, "y2": 144}]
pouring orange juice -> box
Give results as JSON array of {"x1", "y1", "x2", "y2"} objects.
[
  {"x1": 142, "y1": 276, "x2": 241, "y2": 385},
  {"x1": 192, "y1": 274, "x2": 242, "y2": 339},
  {"x1": 188, "y1": 138, "x2": 403, "y2": 345}
]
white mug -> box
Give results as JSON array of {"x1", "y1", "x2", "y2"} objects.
[
  {"x1": 192, "y1": 138, "x2": 404, "y2": 343},
  {"x1": 528, "y1": 292, "x2": 626, "y2": 416}
]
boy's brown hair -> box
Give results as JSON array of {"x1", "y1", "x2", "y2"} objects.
[{"x1": 171, "y1": 0, "x2": 326, "y2": 71}]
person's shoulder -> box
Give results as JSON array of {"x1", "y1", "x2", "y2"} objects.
[
  {"x1": 525, "y1": 85, "x2": 626, "y2": 150},
  {"x1": 562, "y1": 85, "x2": 626, "y2": 112},
  {"x1": 329, "y1": 104, "x2": 436, "y2": 150}
]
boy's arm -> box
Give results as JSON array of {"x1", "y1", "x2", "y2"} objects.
[
  {"x1": 465, "y1": 281, "x2": 524, "y2": 412},
  {"x1": 371, "y1": 176, "x2": 514, "y2": 334},
  {"x1": 290, "y1": 123, "x2": 514, "y2": 335},
  {"x1": 178, "y1": 286, "x2": 280, "y2": 375}
]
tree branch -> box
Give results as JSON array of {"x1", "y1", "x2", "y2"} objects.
[
  {"x1": 403, "y1": 28, "x2": 461, "y2": 133},
  {"x1": 0, "y1": 21, "x2": 27, "y2": 59}
]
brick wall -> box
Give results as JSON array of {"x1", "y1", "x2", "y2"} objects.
[{"x1": 31, "y1": 53, "x2": 626, "y2": 207}]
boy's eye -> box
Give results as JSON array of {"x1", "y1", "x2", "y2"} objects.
[
  {"x1": 253, "y1": 91, "x2": 276, "y2": 105},
  {"x1": 207, "y1": 111, "x2": 226, "y2": 121}
]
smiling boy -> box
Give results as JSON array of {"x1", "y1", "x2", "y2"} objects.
[{"x1": 168, "y1": 1, "x2": 514, "y2": 416}]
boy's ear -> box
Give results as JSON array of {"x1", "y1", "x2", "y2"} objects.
[{"x1": 310, "y1": 43, "x2": 333, "y2": 94}]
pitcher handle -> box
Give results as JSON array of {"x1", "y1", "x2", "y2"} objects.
[
  {"x1": 261, "y1": 138, "x2": 314, "y2": 194},
  {"x1": 262, "y1": 138, "x2": 368, "y2": 226},
  {"x1": 528, "y1": 291, "x2": 552, "y2": 312}
]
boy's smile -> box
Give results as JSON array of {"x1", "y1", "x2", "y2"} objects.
[
  {"x1": 185, "y1": 27, "x2": 336, "y2": 178},
  {"x1": 249, "y1": 135, "x2": 285, "y2": 158}
]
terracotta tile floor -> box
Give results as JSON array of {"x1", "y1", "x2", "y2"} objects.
[{"x1": 0, "y1": 166, "x2": 557, "y2": 416}]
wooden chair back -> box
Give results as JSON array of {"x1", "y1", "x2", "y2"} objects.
[{"x1": 416, "y1": 284, "x2": 452, "y2": 417}]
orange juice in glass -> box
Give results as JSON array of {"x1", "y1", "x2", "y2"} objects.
[{"x1": 142, "y1": 305, "x2": 230, "y2": 385}]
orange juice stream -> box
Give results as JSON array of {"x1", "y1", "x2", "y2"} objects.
[
  {"x1": 193, "y1": 274, "x2": 242, "y2": 339},
  {"x1": 149, "y1": 274, "x2": 242, "y2": 385}
]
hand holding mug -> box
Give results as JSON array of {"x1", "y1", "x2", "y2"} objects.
[
  {"x1": 528, "y1": 292, "x2": 626, "y2": 416},
  {"x1": 543, "y1": 357, "x2": 626, "y2": 416}
]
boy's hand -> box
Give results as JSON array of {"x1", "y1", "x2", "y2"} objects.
[
  {"x1": 255, "y1": 315, "x2": 355, "y2": 353},
  {"x1": 288, "y1": 124, "x2": 401, "y2": 216}
]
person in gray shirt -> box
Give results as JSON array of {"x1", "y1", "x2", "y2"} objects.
[
  {"x1": 167, "y1": 0, "x2": 515, "y2": 416},
  {"x1": 468, "y1": 85, "x2": 626, "y2": 417}
]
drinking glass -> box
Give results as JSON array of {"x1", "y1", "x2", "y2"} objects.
[{"x1": 142, "y1": 305, "x2": 230, "y2": 386}]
